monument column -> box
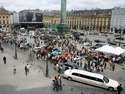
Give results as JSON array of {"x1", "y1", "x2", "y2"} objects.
[
  {"x1": 57, "y1": 0, "x2": 69, "y2": 34},
  {"x1": 61, "y1": 0, "x2": 66, "y2": 24}
]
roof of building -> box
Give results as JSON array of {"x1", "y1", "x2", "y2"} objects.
[
  {"x1": 0, "y1": 6, "x2": 13, "y2": 15},
  {"x1": 67, "y1": 9, "x2": 112, "y2": 16},
  {"x1": 19, "y1": 8, "x2": 112, "y2": 16}
]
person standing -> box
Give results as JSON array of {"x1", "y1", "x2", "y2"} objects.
[
  {"x1": 58, "y1": 75, "x2": 62, "y2": 90},
  {"x1": 112, "y1": 63, "x2": 115, "y2": 71},
  {"x1": 117, "y1": 84, "x2": 123, "y2": 94},
  {"x1": 13, "y1": 65, "x2": 16, "y2": 74},
  {"x1": 1, "y1": 47, "x2": 3, "y2": 52},
  {"x1": 53, "y1": 76, "x2": 59, "y2": 91},
  {"x1": 104, "y1": 61, "x2": 107, "y2": 70},
  {"x1": 26, "y1": 64, "x2": 30, "y2": 73},
  {"x1": 3, "y1": 56, "x2": 6, "y2": 64},
  {"x1": 25, "y1": 65, "x2": 28, "y2": 76},
  {"x1": 10, "y1": 40, "x2": 13, "y2": 45}
]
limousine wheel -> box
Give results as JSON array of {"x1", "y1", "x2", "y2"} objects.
[
  {"x1": 108, "y1": 87, "x2": 114, "y2": 91},
  {"x1": 67, "y1": 77, "x2": 72, "y2": 81}
]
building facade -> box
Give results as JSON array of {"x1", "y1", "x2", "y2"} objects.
[
  {"x1": 43, "y1": 9, "x2": 112, "y2": 32},
  {"x1": 0, "y1": 6, "x2": 13, "y2": 30},
  {"x1": 67, "y1": 9, "x2": 111, "y2": 32},
  {"x1": 110, "y1": 7, "x2": 125, "y2": 33},
  {"x1": 43, "y1": 10, "x2": 60, "y2": 24}
]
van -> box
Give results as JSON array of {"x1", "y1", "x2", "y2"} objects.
[{"x1": 62, "y1": 69, "x2": 119, "y2": 91}]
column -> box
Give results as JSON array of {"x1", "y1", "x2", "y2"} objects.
[{"x1": 61, "y1": 0, "x2": 66, "y2": 24}]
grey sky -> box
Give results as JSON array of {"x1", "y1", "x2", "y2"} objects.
[{"x1": 0, "y1": 0, "x2": 124, "y2": 12}]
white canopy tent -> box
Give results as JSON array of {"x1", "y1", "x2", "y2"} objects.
[
  {"x1": 113, "y1": 47, "x2": 125, "y2": 55},
  {"x1": 95, "y1": 45, "x2": 125, "y2": 55},
  {"x1": 95, "y1": 45, "x2": 116, "y2": 54}
]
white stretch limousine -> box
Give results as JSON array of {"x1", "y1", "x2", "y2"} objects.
[{"x1": 62, "y1": 69, "x2": 119, "y2": 91}]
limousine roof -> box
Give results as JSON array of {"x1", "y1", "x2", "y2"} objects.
[{"x1": 69, "y1": 69, "x2": 104, "y2": 79}]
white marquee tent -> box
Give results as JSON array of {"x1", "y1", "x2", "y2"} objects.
[
  {"x1": 95, "y1": 45, "x2": 125, "y2": 55},
  {"x1": 113, "y1": 47, "x2": 125, "y2": 55}
]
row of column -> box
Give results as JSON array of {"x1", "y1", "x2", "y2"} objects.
[{"x1": 70, "y1": 25, "x2": 109, "y2": 32}]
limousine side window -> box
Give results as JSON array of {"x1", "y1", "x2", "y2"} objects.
[
  {"x1": 79, "y1": 74, "x2": 96, "y2": 80},
  {"x1": 79, "y1": 74, "x2": 104, "y2": 83},
  {"x1": 72, "y1": 73, "x2": 104, "y2": 83},
  {"x1": 96, "y1": 78, "x2": 104, "y2": 83},
  {"x1": 72, "y1": 73, "x2": 79, "y2": 76}
]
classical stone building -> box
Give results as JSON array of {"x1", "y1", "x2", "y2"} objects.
[
  {"x1": 43, "y1": 9, "x2": 112, "y2": 32},
  {"x1": 110, "y1": 7, "x2": 125, "y2": 34},
  {"x1": 67, "y1": 9, "x2": 112, "y2": 32},
  {"x1": 0, "y1": 6, "x2": 12, "y2": 30},
  {"x1": 43, "y1": 10, "x2": 60, "y2": 24}
]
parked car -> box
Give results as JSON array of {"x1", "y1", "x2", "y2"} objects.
[
  {"x1": 72, "y1": 56, "x2": 82, "y2": 61},
  {"x1": 64, "y1": 34, "x2": 73, "y2": 39},
  {"x1": 108, "y1": 32, "x2": 113, "y2": 34},
  {"x1": 59, "y1": 62, "x2": 79, "y2": 71},
  {"x1": 94, "y1": 40, "x2": 105, "y2": 43},
  {"x1": 79, "y1": 32, "x2": 84, "y2": 36},
  {"x1": 24, "y1": 42, "x2": 33, "y2": 49},
  {"x1": 114, "y1": 37, "x2": 125, "y2": 44},
  {"x1": 52, "y1": 48, "x2": 62, "y2": 55},
  {"x1": 83, "y1": 42, "x2": 91, "y2": 46},
  {"x1": 94, "y1": 43, "x2": 105, "y2": 48},
  {"x1": 62, "y1": 69, "x2": 119, "y2": 91},
  {"x1": 108, "y1": 41, "x2": 117, "y2": 46},
  {"x1": 59, "y1": 52, "x2": 71, "y2": 59},
  {"x1": 33, "y1": 45, "x2": 46, "y2": 53},
  {"x1": 20, "y1": 33, "x2": 28, "y2": 36}
]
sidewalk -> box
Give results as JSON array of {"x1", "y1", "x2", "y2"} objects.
[{"x1": 0, "y1": 51, "x2": 52, "y2": 91}]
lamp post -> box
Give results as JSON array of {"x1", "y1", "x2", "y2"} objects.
[
  {"x1": 118, "y1": 27, "x2": 123, "y2": 47},
  {"x1": 45, "y1": 50, "x2": 49, "y2": 77},
  {"x1": 13, "y1": 30, "x2": 17, "y2": 59},
  {"x1": 15, "y1": 42, "x2": 17, "y2": 59},
  {"x1": 0, "y1": 42, "x2": 1, "y2": 49}
]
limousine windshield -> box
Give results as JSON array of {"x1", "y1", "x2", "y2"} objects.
[{"x1": 103, "y1": 76, "x2": 109, "y2": 83}]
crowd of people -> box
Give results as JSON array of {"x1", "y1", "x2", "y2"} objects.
[{"x1": 33, "y1": 34, "x2": 125, "y2": 75}]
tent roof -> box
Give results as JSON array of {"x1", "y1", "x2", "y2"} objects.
[
  {"x1": 95, "y1": 45, "x2": 115, "y2": 54},
  {"x1": 114, "y1": 47, "x2": 125, "y2": 55},
  {"x1": 95, "y1": 45, "x2": 125, "y2": 55}
]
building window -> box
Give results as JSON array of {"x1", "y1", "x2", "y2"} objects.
[
  {"x1": 3, "y1": 16, "x2": 5, "y2": 19},
  {"x1": 6, "y1": 16, "x2": 8, "y2": 18},
  {"x1": 7, "y1": 21, "x2": 9, "y2": 24},
  {"x1": 3, "y1": 20, "x2": 5, "y2": 24}
]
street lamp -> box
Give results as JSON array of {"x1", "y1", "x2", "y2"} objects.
[
  {"x1": 45, "y1": 50, "x2": 49, "y2": 77},
  {"x1": 0, "y1": 42, "x2": 1, "y2": 49},
  {"x1": 13, "y1": 30, "x2": 17, "y2": 59},
  {"x1": 118, "y1": 27, "x2": 123, "y2": 47}
]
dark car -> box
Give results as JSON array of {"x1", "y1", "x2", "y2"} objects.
[
  {"x1": 114, "y1": 37, "x2": 125, "y2": 44},
  {"x1": 94, "y1": 43, "x2": 104, "y2": 48},
  {"x1": 109, "y1": 41, "x2": 117, "y2": 46},
  {"x1": 94, "y1": 40, "x2": 105, "y2": 43},
  {"x1": 79, "y1": 32, "x2": 84, "y2": 36},
  {"x1": 59, "y1": 62, "x2": 79, "y2": 71}
]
